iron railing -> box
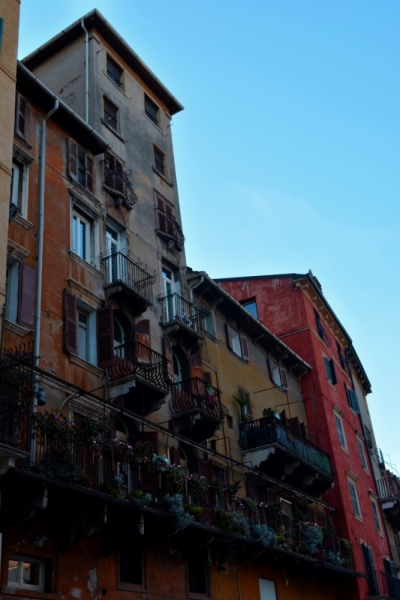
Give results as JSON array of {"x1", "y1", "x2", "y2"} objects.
[
  {"x1": 378, "y1": 571, "x2": 400, "y2": 599},
  {"x1": 391, "y1": 545, "x2": 400, "y2": 567},
  {"x1": 170, "y1": 378, "x2": 227, "y2": 421},
  {"x1": 103, "y1": 163, "x2": 138, "y2": 208},
  {"x1": 102, "y1": 251, "x2": 156, "y2": 303},
  {"x1": 376, "y1": 476, "x2": 400, "y2": 500},
  {"x1": 239, "y1": 416, "x2": 332, "y2": 477},
  {"x1": 0, "y1": 349, "x2": 35, "y2": 454},
  {"x1": 156, "y1": 207, "x2": 185, "y2": 249},
  {"x1": 159, "y1": 293, "x2": 205, "y2": 333},
  {"x1": 106, "y1": 340, "x2": 170, "y2": 391}
]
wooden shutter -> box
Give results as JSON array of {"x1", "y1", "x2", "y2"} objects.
[
  {"x1": 240, "y1": 336, "x2": 250, "y2": 361},
  {"x1": 190, "y1": 353, "x2": 203, "y2": 380},
  {"x1": 141, "y1": 431, "x2": 159, "y2": 455},
  {"x1": 97, "y1": 305, "x2": 114, "y2": 368},
  {"x1": 18, "y1": 263, "x2": 36, "y2": 329},
  {"x1": 267, "y1": 488, "x2": 277, "y2": 503},
  {"x1": 280, "y1": 368, "x2": 288, "y2": 390},
  {"x1": 170, "y1": 446, "x2": 180, "y2": 466},
  {"x1": 198, "y1": 459, "x2": 212, "y2": 481},
  {"x1": 323, "y1": 357, "x2": 331, "y2": 381},
  {"x1": 86, "y1": 155, "x2": 93, "y2": 192},
  {"x1": 135, "y1": 319, "x2": 150, "y2": 346},
  {"x1": 163, "y1": 335, "x2": 174, "y2": 381},
  {"x1": 17, "y1": 96, "x2": 27, "y2": 137},
  {"x1": 63, "y1": 289, "x2": 77, "y2": 354},
  {"x1": 225, "y1": 324, "x2": 233, "y2": 350},
  {"x1": 68, "y1": 140, "x2": 78, "y2": 179},
  {"x1": 157, "y1": 196, "x2": 165, "y2": 230},
  {"x1": 329, "y1": 359, "x2": 337, "y2": 385},
  {"x1": 362, "y1": 544, "x2": 379, "y2": 596}
]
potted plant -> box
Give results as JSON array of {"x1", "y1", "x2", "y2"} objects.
[
  {"x1": 233, "y1": 392, "x2": 251, "y2": 422},
  {"x1": 223, "y1": 480, "x2": 242, "y2": 502},
  {"x1": 299, "y1": 522, "x2": 323, "y2": 556},
  {"x1": 152, "y1": 454, "x2": 169, "y2": 472},
  {"x1": 186, "y1": 473, "x2": 210, "y2": 495},
  {"x1": 185, "y1": 504, "x2": 204, "y2": 521},
  {"x1": 161, "y1": 465, "x2": 185, "y2": 495},
  {"x1": 130, "y1": 490, "x2": 152, "y2": 506},
  {"x1": 133, "y1": 440, "x2": 154, "y2": 463}
]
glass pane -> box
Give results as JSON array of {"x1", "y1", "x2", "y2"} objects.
[
  {"x1": 77, "y1": 148, "x2": 86, "y2": 186},
  {"x1": 72, "y1": 216, "x2": 77, "y2": 254},
  {"x1": 79, "y1": 221, "x2": 86, "y2": 260},
  {"x1": 242, "y1": 300, "x2": 258, "y2": 319},
  {"x1": 8, "y1": 559, "x2": 19, "y2": 584},
  {"x1": 22, "y1": 561, "x2": 40, "y2": 585}
]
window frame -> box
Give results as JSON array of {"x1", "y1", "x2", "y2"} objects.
[
  {"x1": 7, "y1": 555, "x2": 45, "y2": 592},
  {"x1": 225, "y1": 324, "x2": 250, "y2": 361},
  {"x1": 10, "y1": 144, "x2": 33, "y2": 219},
  {"x1": 144, "y1": 94, "x2": 160, "y2": 127},
  {"x1": 15, "y1": 94, "x2": 28, "y2": 139},
  {"x1": 240, "y1": 297, "x2": 259, "y2": 319},
  {"x1": 72, "y1": 211, "x2": 91, "y2": 262},
  {"x1": 356, "y1": 435, "x2": 368, "y2": 470},
  {"x1": 153, "y1": 144, "x2": 167, "y2": 178},
  {"x1": 323, "y1": 355, "x2": 337, "y2": 385},
  {"x1": 370, "y1": 497, "x2": 382, "y2": 533},
  {"x1": 186, "y1": 550, "x2": 210, "y2": 599},
  {"x1": 106, "y1": 55, "x2": 124, "y2": 89},
  {"x1": 103, "y1": 96, "x2": 120, "y2": 132},
  {"x1": 334, "y1": 412, "x2": 346, "y2": 449},
  {"x1": 118, "y1": 541, "x2": 146, "y2": 592},
  {"x1": 68, "y1": 139, "x2": 94, "y2": 193},
  {"x1": 348, "y1": 478, "x2": 362, "y2": 518}
]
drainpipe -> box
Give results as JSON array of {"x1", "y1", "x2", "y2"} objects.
[
  {"x1": 31, "y1": 100, "x2": 59, "y2": 460},
  {"x1": 81, "y1": 20, "x2": 89, "y2": 122}
]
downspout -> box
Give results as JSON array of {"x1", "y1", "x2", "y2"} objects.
[
  {"x1": 31, "y1": 100, "x2": 59, "y2": 459},
  {"x1": 81, "y1": 20, "x2": 89, "y2": 122}
]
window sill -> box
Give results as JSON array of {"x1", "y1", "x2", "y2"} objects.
[
  {"x1": 142, "y1": 110, "x2": 166, "y2": 136},
  {"x1": 69, "y1": 184, "x2": 102, "y2": 216},
  {"x1": 102, "y1": 71, "x2": 129, "y2": 98},
  {"x1": 101, "y1": 118, "x2": 125, "y2": 143},
  {"x1": 355, "y1": 515, "x2": 364, "y2": 523},
  {"x1": 229, "y1": 349, "x2": 248, "y2": 364},
  {"x1": 12, "y1": 214, "x2": 33, "y2": 230},
  {"x1": 204, "y1": 330, "x2": 218, "y2": 343},
  {"x1": 69, "y1": 354, "x2": 104, "y2": 377},
  {"x1": 4, "y1": 319, "x2": 32, "y2": 337},
  {"x1": 152, "y1": 166, "x2": 173, "y2": 187},
  {"x1": 2, "y1": 587, "x2": 60, "y2": 599},
  {"x1": 14, "y1": 132, "x2": 33, "y2": 150},
  {"x1": 340, "y1": 444, "x2": 350, "y2": 455},
  {"x1": 68, "y1": 251, "x2": 102, "y2": 277}
]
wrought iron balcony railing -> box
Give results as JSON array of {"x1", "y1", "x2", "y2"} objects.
[
  {"x1": 378, "y1": 570, "x2": 400, "y2": 599},
  {"x1": 376, "y1": 476, "x2": 400, "y2": 501},
  {"x1": 106, "y1": 340, "x2": 170, "y2": 391},
  {"x1": 156, "y1": 207, "x2": 185, "y2": 249},
  {"x1": 102, "y1": 251, "x2": 156, "y2": 304},
  {"x1": 103, "y1": 163, "x2": 138, "y2": 209},
  {"x1": 170, "y1": 378, "x2": 227, "y2": 421},
  {"x1": 239, "y1": 416, "x2": 332, "y2": 477},
  {"x1": 0, "y1": 349, "x2": 35, "y2": 455},
  {"x1": 391, "y1": 544, "x2": 400, "y2": 568},
  {"x1": 158, "y1": 292, "x2": 205, "y2": 334}
]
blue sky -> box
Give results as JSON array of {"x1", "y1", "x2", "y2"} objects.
[{"x1": 19, "y1": 1, "x2": 400, "y2": 470}]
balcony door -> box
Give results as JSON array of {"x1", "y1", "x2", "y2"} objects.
[
  {"x1": 162, "y1": 267, "x2": 180, "y2": 321},
  {"x1": 106, "y1": 221, "x2": 126, "y2": 284}
]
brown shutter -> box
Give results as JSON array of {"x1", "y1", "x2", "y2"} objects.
[
  {"x1": 135, "y1": 319, "x2": 150, "y2": 346},
  {"x1": 267, "y1": 488, "x2": 277, "y2": 503},
  {"x1": 141, "y1": 431, "x2": 159, "y2": 455},
  {"x1": 63, "y1": 289, "x2": 77, "y2": 354},
  {"x1": 97, "y1": 305, "x2": 114, "y2": 368},
  {"x1": 86, "y1": 155, "x2": 93, "y2": 192},
  {"x1": 170, "y1": 446, "x2": 180, "y2": 466},
  {"x1": 18, "y1": 263, "x2": 36, "y2": 329},
  {"x1": 190, "y1": 353, "x2": 203, "y2": 380},
  {"x1": 198, "y1": 459, "x2": 212, "y2": 481},
  {"x1": 163, "y1": 335, "x2": 174, "y2": 381},
  {"x1": 240, "y1": 336, "x2": 250, "y2": 361},
  {"x1": 68, "y1": 140, "x2": 78, "y2": 179},
  {"x1": 17, "y1": 96, "x2": 27, "y2": 136},
  {"x1": 280, "y1": 368, "x2": 288, "y2": 390},
  {"x1": 225, "y1": 324, "x2": 233, "y2": 350}
]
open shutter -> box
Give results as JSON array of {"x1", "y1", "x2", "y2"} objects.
[
  {"x1": 68, "y1": 140, "x2": 78, "y2": 179},
  {"x1": 170, "y1": 446, "x2": 180, "y2": 466},
  {"x1": 86, "y1": 155, "x2": 93, "y2": 192},
  {"x1": 163, "y1": 335, "x2": 174, "y2": 381},
  {"x1": 63, "y1": 289, "x2": 77, "y2": 354},
  {"x1": 135, "y1": 319, "x2": 150, "y2": 347},
  {"x1": 329, "y1": 359, "x2": 337, "y2": 385},
  {"x1": 240, "y1": 336, "x2": 250, "y2": 361},
  {"x1": 364, "y1": 425, "x2": 373, "y2": 450},
  {"x1": 97, "y1": 305, "x2": 114, "y2": 368},
  {"x1": 266, "y1": 357, "x2": 274, "y2": 382},
  {"x1": 190, "y1": 353, "x2": 203, "y2": 380},
  {"x1": 18, "y1": 263, "x2": 36, "y2": 329},
  {"x1": 280, "y1": 368, "x2": 288, "y2": 390},
  {"x1": 225, "y1": 324, "x2": 233, "y2": 350},
  {"x1": 323, "y1": 357, "x2": 331, "y2": 381}
]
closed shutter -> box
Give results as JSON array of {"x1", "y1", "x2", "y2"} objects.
[
  {"x1": 135, "y1": 319, "x2": 150, "y2": 346},
  {"x1": 18, "y1": 263, "x2": 36, "y2": 329},
  {"x1": 68, "y1": 140, "x2": 78, "y2": 179},
  {"x1": 364, "y1": 425, "x2": 373, "y2": 450},
  {"x1": 225, "y1": 324, "x2": 233, "y2": 350},
  {"x1": 63, "y1": 289, "x2": 77, "y2": 354},
  {"x1": 190, "y1": 353, "x2": 203, "y2": 380},
  {"x1": 170, "y1": 446, "x2": 180, "y2": 466},
  {"x1": 240, "y1": 336, "x2": 250, "y2": 361},
  {"x1": 97, "y1": 305, "x2": 114, "y2": 368},
  {"x1": 280, "y1": 368, "x2": 288, "y2": 391},
  {"x1": 362, "y1": 544, "x2": 379, "y2": 596},
  {"x1": 345, "y1": 384, "x2": 360, "y2": 413},
  {"x1": 86, "y1": 155, "x2": 93, "y2": 192},
  {"x1": 163, "y1": 335, "x2": 174, "y2": 381}
]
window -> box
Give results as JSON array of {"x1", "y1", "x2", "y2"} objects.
[
  {"x1": 259, "y1": 578, "x2": 277, "y2": 600},
  {"x1": 119, "y1": 541, "x2": 144, "y2": 588},
  {"x1": 225, "y1": 324, "x2": 250, "y2": 361},
  {"x1": 357, "y1": 437, "x2": 367, "y2": 469},
  {"x1": 144, "y1": 94, "x2": 159, "y2": 126},
  {"x1": 361, "y1": 543, "x2": 379, "y2": 596},
  {"x1": 337, "y1": 342, "x2": 350, "y2": 373},
  {"x1": 348, "y1": 479, "x2": 361, "y2": 517},
  {"x1": 267, "y1": 358, "x2": 288, "y2": 391},
  {"x1": 187, "y1": 552, "x2": 208, "y2": 597},
  {"x1": 345, "y1": 383, "x2": 360, "y2": 413},
  {"x1": 240, "y1": 297, "x2": 258, "y2": 319},
  {"x1": 77, "y1": 309, "x2": 89, "y2": 361},
  {"x1": 8, "y1": 556, "x2": 44, "y2": 591},
  {"x1": 227, "y1": 415, "x2": 234, "y2": 430},
  {"x1": 153, "y1": 145, "x2": 166, "y2": 177},
  {"x1": 156, "y1": 195, "x2": 175, "y2": 234},
  {"x1": 323, "y1": 356, "x2": 337, "y2": 385},
  {"x1": 364, "y1": 425, "x2": 374, "y2": 451},
  {"x1": 106, "y1": 55, "x2": 123, "y2": 88},
  {"x1": 5, "y1": 260, "x2": 35, "y2": 329},
  {"x1": 15, "y1": 95, "x2": 28, "y2": 138},
  {"x1": 103, "y1": 96, "x2": 119, "y2": 131},
  {"x1": 202, "y1": 309, "x2": 215, "y2": 338},
  {"x1": 72, "y1": 212, "x2": 91, "y2": 261},
  {"x1": 10, "y1": 145, "x2": 33, "y2": 219},
  {"x1": 370, "y1": 498, "x2": 382, "y2": 532},
  {"x1": 335, "y1": 413, "x2": 346, "y2": 448},
  {"x1": 68, "y1": 140, "x2": 93, "y2": 192},
  {"x1": 63, "y1": 290, "x2": 97, "y2": 365}
]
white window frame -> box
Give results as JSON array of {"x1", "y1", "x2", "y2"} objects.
[
  {"x1": 348, "y1": 478, "x2": 361, "y2": 518},
  {"x1": 7, "y1": 555, "x2": 45, "y2": 592},
  {"x1": 334, "y1": 412, "x2": 346, "y2": 449},
  {"x1": 76, "y1": 300, "x2": 97, "y2": 365},
  {"x1": 10, "y1": 144, "x2": 33, "y2": 220},
  {"x1": 202, "y1": 308, "x2": 216, "y2": 338},
  {"x1": 259, "y1": 578, "x2": 277, "y2": 600},
  {"x1": 356, "y1": 435, "x2": 368, "y2": 470},
  {"x1": 370, "y1": 497, "x2": 382, "y2": 533},
  {"x1": 5, "y1": 261, "x2": 20, "y2": 323},
  {"x1": 72, "y1": 211, "x2": 91, "y2": 262}
]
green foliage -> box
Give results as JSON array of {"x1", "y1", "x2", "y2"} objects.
[
  {"x1": 186, "y1": 473, "x2": 210, "y2": 494},
  {"x1": 161, "y1": 465, "x2": 185, "y2": 495},
  {"x1": 215, "y1": 510, "x2": 235, "y2": 533},
  {"x1": 163, "y1": 493, "x2": 194, "y2": 533},
  {"x1": 250, "y1": 524, "x2": 277, "y2": 547},
  {"x1": 325, "y1": 550, "x2": 343, "y2": 566},
  {"x1": 36, "y1": 457, "x2": 81, "y2": 481},
  {"x1": 300, "y1": 523, "x2": 323, "y2": 556},
  {"x1": 130, "y1": 490, "x2": 152, "y2": 506},
  {"x1": 185, "y1": 504, "x2": 204, "y2": 519}
]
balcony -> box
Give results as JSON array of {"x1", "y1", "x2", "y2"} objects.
[
  {"x1": 156, "y1": 207, "x2": 185, "y2": 250},
  {"x1": 0, "y1": 350, "x2": 35, "y2": 473},
  {"x1": 239, "y1": 416, "x2": 333, "y2": 496},
  {"x1": 376, "y1": 476, "x2": 400, "y2": 529},
  {"x1": 106, "y1": 340, "x2": 170, "y2": 416},
  {"x1": 102, "y1": 251, "x2": 156, "y2": 314},
  {"x1": 158, "y1": 292, "x2": 205, "y2": 343},
  {"x1": 170, "y1": 378, "x2": 227, "y2": 442},
  {"x1": 103, "y1": 162, "x2": 138, "y2": 210},
  {"x1": 377, "y1": 570, "x2": 400, "y2": 599}
]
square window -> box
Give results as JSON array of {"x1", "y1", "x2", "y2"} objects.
[
  {"x1": 153, "y1": 145, "x2": 166, "y2": 176},
  {"x1": 144, "y1": 94, "x2": 159, "y2": 126},
  {"x1": 335, "y1": 414, "x2": 346, "y2": 448},
  {"x1": 106, "y1": 55, "x2": 123, "y2": 88},
  {"x1": 348, "y1": 480, "x2": 361, "y2": 517},
  {"x1": 103, "y1": 97, "x2": 119, "y2": 131},
  {"x1": 8, "y1": 556, "x2": 44, "y2": 591}
]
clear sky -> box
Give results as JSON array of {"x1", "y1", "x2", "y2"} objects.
[{"x1": 18, "y1": 1, "x2": 400, "y2": 470}]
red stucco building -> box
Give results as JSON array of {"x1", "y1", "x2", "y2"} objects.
[{"x1": 217, "y1": 272, "x2": 394, "y2": 599}]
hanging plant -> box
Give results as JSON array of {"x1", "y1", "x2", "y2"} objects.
[
  {"x1": 161, "y1": 465, "x2": 185, "y2": 495},
  {"x1": 233, "y1": 392, "x2": 250, "y2": 422},
  {"x1": 186, "y1": 473, "x2": 210, "y2": 495},
  {"x1": 102, "y1": 438, "x2": 135, "y2": 459},
  {"x1": 299, "y1": 522, "x2": 323, "y2": 556},
  {"x1": 250, "y1": 524, "x2": 277, "y2": 548},
  {"x1": 130, "y1": 490, "x2": 152, "y2": 506},
  {"x1": 223, "y1": 480, "x2": 242, "y2": 497},
  {"x1": 133, "y1": 440, "x2": 154, "y2": 462},
  {"x1": 185, "y1": 504, "x2": 204, "y2": 520},
  {"x1": 152, "y1": 454, "x2": 169, "y2": 472},
  {"x1": 163, "y1": 494, "x2": 194, "y2": 533},
  {"x1": 238, "y1": 497, "x2": 257, "y2": 512}
]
